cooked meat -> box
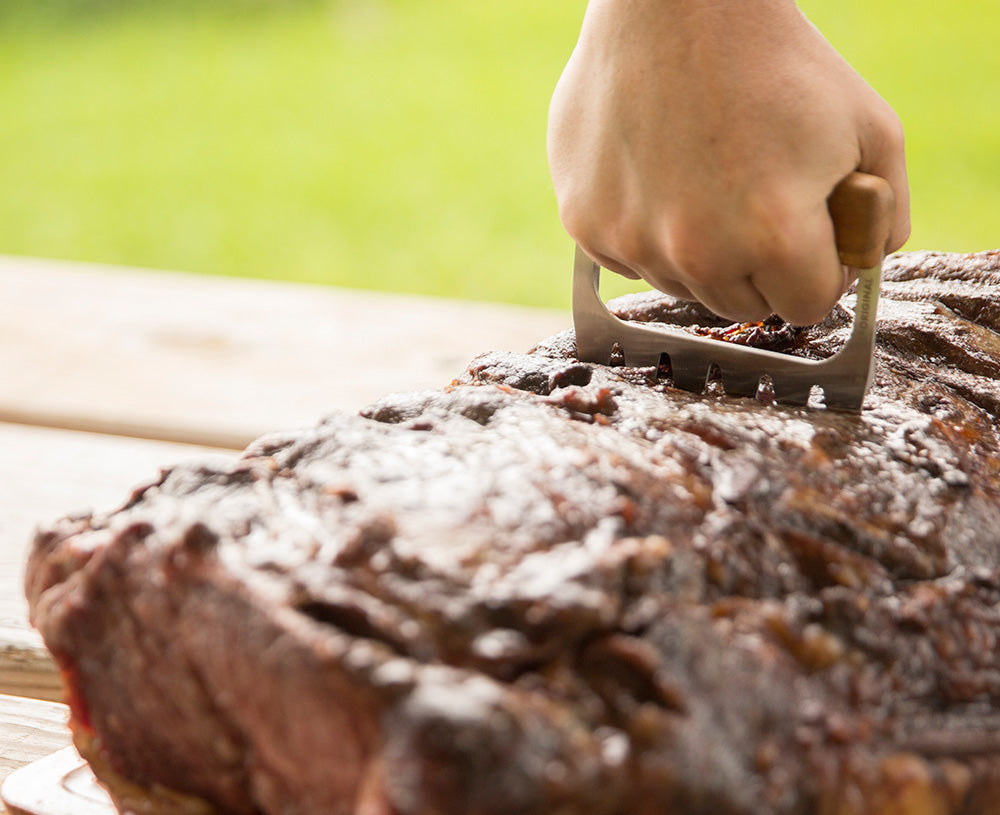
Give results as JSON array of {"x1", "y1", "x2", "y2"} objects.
[{"x1": 26, "y1": 250, "x2": 1000, "y2": 815}]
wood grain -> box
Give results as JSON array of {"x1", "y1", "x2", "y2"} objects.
[
  {"x1": 0, "y1": 255, "x2": 568, "y2": 447},
  {"x1": 0, "y1": 695, "x2": 70, "y2": 788}
]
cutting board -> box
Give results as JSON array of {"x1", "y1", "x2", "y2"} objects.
[{"x1": 2, "y1": 747, "x2": 113, "y2": 815}]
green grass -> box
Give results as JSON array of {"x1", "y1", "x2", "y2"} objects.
[
  {"x1": 0, "y1": 1, "x2": 997, "y2": 308},
  {"x1": 800, "y1": 0, "x2": 1000, "y2": 255}
]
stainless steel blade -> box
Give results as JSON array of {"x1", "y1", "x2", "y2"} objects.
[{"x1": 572, "y1": 244, "x2": 883, "y2": 411}]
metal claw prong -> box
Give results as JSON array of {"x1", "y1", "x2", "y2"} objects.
[
  {"x1": 704, "y1": 363, "x2": 725, "y2": 397},
  {"x1": 756, "y1": 374, "x2": 776, "y2": 405}
]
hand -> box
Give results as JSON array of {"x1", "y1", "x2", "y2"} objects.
[{"x1": 547, "y1": 0, "x2": 910, "y2": 325}]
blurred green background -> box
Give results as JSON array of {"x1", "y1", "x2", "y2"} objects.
[{"x1": 0, "y1": 0, "x2": 996, "y2": 308}]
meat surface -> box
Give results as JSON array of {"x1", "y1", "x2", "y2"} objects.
[{"x1": 25, "y1": 250, "x2": 1000, "y2": 815}]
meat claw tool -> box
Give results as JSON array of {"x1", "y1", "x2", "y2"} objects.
[{"x1": 572, "y1": 171, "x2": 895, "y2": 411}]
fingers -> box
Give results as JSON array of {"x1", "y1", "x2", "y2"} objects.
[
  {"x1": 580, "y1": 243, "x2": 696, "y2": 298},
  {"x1": 580, "y1": 228, "x2": 776, "y2": 320},
  {"x1": 593, "y1": 254, "x2": 642, "y2": 281},
  {"x1": 748, "y1": 210, "x2": 846, "y2": 326},
  {"x1": 858, "y1": 106, "x2": 911, "y2": 253},
  {"x1": 577, "y1": 200, "x2": 846, "y2": 326},
  {"x1": 678, "y1": 275, "x2": 772, "y2": 324},
  {"x1": 660, "y1": 193, "x2": 846, "y2": 325}
]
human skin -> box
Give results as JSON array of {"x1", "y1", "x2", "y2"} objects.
[{"x1": 547, "y1": 0, "x2": 911, "y2": 325}]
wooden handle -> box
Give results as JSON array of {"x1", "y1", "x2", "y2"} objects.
[{"x1": 828, "y1": 171, "x2": 895, "y2": 268}]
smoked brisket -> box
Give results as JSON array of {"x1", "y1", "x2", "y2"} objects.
[{"x1": 25, "y1": 250, "x2": 1000, "y2": 814}]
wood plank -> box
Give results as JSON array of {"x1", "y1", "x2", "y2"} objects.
[
  {"x1": 0, "y1": 696, "x2": 70, "y2": 788},
  {"x1": 3, "y1": 747, "x2": 113, "y2": 815},
  {"x1": 0, "y1": 255, "x2": 569, "y2": 448},
  {"x1": 0, "y1": 639, "x2": 61, "y2": 706},
  {"x1": 0, "y1": 423, "x2": 235, "y2": 701}
]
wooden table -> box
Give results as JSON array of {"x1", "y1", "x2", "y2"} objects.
[
  {"x1": 0, "y1": 254, "x2": 568, "y2": 782},
  {"x1": 0, "y1": 695, "x2": 110, "y2": 815},
  {"x1": 0, "y1": 696, "x2": 70, "y2": 788}
]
